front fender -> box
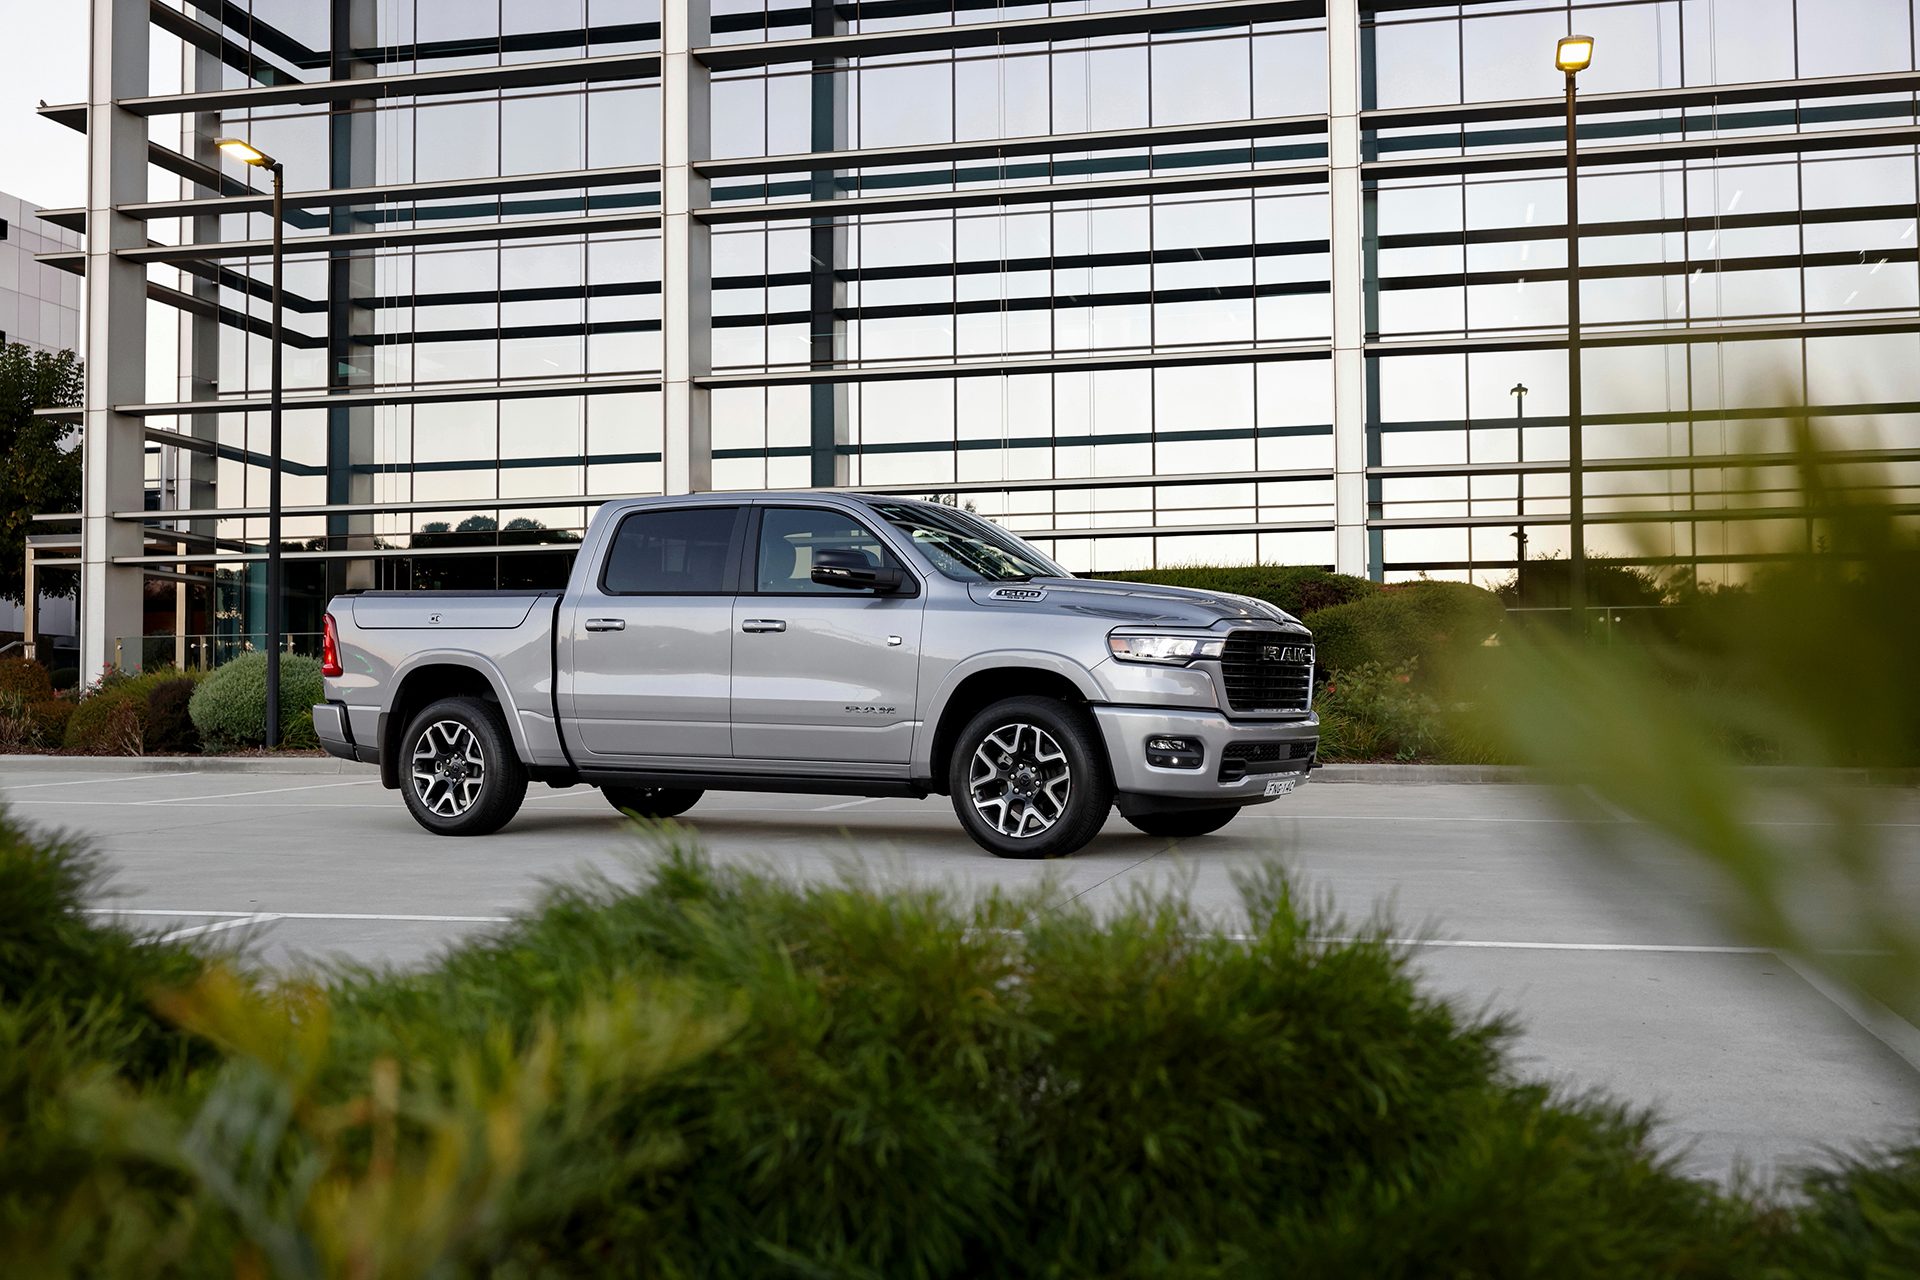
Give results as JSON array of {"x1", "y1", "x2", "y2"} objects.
[{"x1": 911, "y1": 649, "x2": 1105, "y2": 780}]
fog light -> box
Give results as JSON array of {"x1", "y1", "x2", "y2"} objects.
[{"x1": 1145, "y1": 736, "x2": 1203, "y2": 770}]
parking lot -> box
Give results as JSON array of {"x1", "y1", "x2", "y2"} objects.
[{"x1": 6, "y1": 758, "x2": 1917, "y2": 1186}]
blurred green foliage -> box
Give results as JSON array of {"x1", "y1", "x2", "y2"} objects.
[
  {"x1": 19, "y1": 811, "x2": 1899, "y2": 1277},
  {"x1": 1485, "y1": 423, "x2": 1920, "y2": 1025}
]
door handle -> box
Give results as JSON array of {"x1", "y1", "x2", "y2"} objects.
[
  {"x1": 584, "y1": 618, "x2": 626, "y2": 632},
  {"x1": 741, "y1": 619, "x2": 787, "y2": 633}
]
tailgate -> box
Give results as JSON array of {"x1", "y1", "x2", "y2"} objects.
[{"x1": 351, "y1": 593, "x2": 543, "y2": 630}]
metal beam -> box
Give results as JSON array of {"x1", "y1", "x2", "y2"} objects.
[
  {"x1": 700, "y1": 159, "x2": 1329, "y2": 223},
  {"x1": 107, "y1": 50, "x2": 663, "y2": 116},
  {"x1": 697, "y1": 341, "x2": 1331, "y2": 388},
  {"x1": 118, "y1": 374, "x2": 666, "y2": 417},
  {"x1": 694, "y1": 0, "x2": 1323, "y2": 69},
  {"x1": 114, "y1": 162, "x2": 665, "y2": 220},
  {"x1": 694, "y1": 112, "x2": 1327, "y2": 179},
  {"x1": 114, "y1": 209, "x2": 664, "y2": 263}
]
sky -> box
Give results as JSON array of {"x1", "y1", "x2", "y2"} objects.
[{"x1": 0, "y1": 2, "x2": 87, "y2": 211}]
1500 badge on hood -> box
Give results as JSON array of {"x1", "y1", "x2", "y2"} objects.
[{"x1": 988, "y1": 586, "x2": 1047, "y2": 601}]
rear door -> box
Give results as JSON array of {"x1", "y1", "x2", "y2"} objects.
[
  {"x1": 729, "y1": 504, "x2": 926, "y2": 765},
  {"x1": 561, "y1": 503, "x2": 746, "y2": 760}
]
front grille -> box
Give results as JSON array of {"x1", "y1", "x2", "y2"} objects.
[
  {"x1": 1218, "y1": 741, "x2": 1316, "y2": 783},
  {"x1": 1218, "y1": 631, "x2": 1314, "y2": 713}
]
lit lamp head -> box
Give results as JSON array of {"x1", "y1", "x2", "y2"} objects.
[
  {"x1": 1555, "y1": 35, "x2": 1595, "y2": 75},
  {"x1": 215, "y1": 137, "x2": 278, "y2": 169}
]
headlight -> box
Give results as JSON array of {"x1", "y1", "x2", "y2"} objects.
[{"x1": 1107, "y1": 633, "x2": 1225, "y2": 664}]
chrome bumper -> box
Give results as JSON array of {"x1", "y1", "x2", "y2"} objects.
[{"x1": 1093, "y1": 704, "x2": 1317, "y2": 806}]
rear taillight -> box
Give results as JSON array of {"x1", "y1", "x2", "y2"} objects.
[{"x1": 321, "y1": 612, "x2": 343, "y2": 678}]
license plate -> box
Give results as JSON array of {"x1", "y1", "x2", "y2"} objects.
[{"x1": 1263, "y1": 778, "x2": 1297, "y2": 797}]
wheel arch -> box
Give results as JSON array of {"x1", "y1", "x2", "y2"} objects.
[
  {"x1": 920, "y1": 654, "x2": 1106, "y2": 796},
  {"x1": 379, "y1": 657, "x2": 518, "y2": 789}
]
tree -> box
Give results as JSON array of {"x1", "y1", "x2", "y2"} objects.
[{"x1": 0, "y1": 345, "x2": 83, "y2": 605}]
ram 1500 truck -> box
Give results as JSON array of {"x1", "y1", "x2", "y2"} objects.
[{"x1": 313, "y1": 493, "x2": 1318, "y2": 857}]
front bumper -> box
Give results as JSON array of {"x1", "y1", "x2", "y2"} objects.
[
  {"x1": 312, "y1": 700, "x2": 375, "y2": 765},
  {"x1": 1093, "y1": 704, "x2": 1317, "y2": 805}
]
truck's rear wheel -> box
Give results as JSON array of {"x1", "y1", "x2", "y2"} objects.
[
  {"x1": 602, "y1": 785, "x2": 703, "y2": 820},
  {"x1": 1124, "y1": 806, "x2": 1242, "y2": 839},
  {"x1": 399, "y1": 696, "x2": 528, "y2": 836},
  {"x1": 948, "y1": 695, "x2": 1112, "y2": 859}
]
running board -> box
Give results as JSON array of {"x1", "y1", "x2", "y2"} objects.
[{"x1": 575, "y1": 768, "x2": 928, "y2": 799}]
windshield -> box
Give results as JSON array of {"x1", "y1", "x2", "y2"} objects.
[{"x1": 869, "y1": 502, "x2": 1067, "y2": 583}]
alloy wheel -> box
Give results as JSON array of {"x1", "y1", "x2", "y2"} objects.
[
  {"x1": 411, "y1": 719, "x2": 487, "y2": 818},
  {"x1": 968, "y1": 721, "x2": 1072, "y2": 838}
]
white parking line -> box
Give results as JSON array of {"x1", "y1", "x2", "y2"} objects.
[
  {"x1": 136, "y1": 779, "x2": 378, "y2": 805},
  {"x1": 87, "y1": 907, "x2": 1783, "y2": 955},
  {"x1": 156, "y1": 913, "x2": 284, "y2": 942},
  {"x1": 816, "y1": 797, "x2": 881, "y2": 812},
  {"x1": 2, "y1": 771, "x2": 205, "y2": 791},
  {"x1": 88, "y1": 907, "x2": 514, "y2": 924}
]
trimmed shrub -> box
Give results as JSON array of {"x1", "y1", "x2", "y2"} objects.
[
  {"x1": 187, "y1": 652, "x2": 322, "y2": 752},
  {"x1": 142, "y1": 675, "x2": 202, "y2": 754},
  {"x1": 47, "y1": 667, "x2": 77, "y2": 691},
  {"x1": 62, "y1": 680, "x2": 150, "y2": 754},
  {"x1": 25, "y1": 697, "x2": 71, "y2": 747},
  {"x1": 0, "y1": 657, "x2": 53, "y2": 701},
  {"x1": 1096, "y1": 564, "x2": 1379, "y2": 617},
  {"x1": 1304, "y1": 580, "x2": 1505, "y2": 686}
]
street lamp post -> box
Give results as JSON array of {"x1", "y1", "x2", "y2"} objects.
[
  {"x1": 216, "y1": 138, "x2": 286, "y2": 746},
  {"x1": 1555, "y1": 35, "x2": 1592, "y2": 632},
  {"x1": 1510, "y1": 382, "x2": 1529, "y2": 598}
]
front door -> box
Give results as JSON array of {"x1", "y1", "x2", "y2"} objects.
[
  {"x1": 729, "y1": 505, "x2": 925, "y2": 765},
  {"x1": 560, "y1": 504, "x2": 745, "y2": 761}
]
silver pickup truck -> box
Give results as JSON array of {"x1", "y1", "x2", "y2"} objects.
[{"x1": 313, "y1": 492, "x2": 1318, "y2": 857}]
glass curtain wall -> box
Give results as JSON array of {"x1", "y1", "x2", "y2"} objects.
[{"x1": 97, "y1": 0, "x2": 1920, "y2": 653}]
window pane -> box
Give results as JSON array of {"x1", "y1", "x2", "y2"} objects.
[
  {"x1": 602, "y1": 506, "x2": 738, "y2": 593},
  {"x1": 755, "y1": 507, "x2": 897, "y2": 593}
]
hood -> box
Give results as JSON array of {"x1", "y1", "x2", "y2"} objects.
[{"x1": 966, "y1": 578, "x2": 1308, "y2": 630}]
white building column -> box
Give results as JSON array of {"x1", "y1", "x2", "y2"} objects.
[
  {"x1": 81, "y1": 0, "x2": 151, "y2": 675},
  {"x1": 661, "y1": 0, "x2": 713, "y2": 494},
  {"x1": 1327, "y1": 0, "x2": 1370, "y2": 578}
]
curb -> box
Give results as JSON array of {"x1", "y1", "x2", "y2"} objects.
[
  {"x1": 0, "y1": 754, "x2": 365, "y2": 776},
  {"x1": 1311, "y1": 764, "x2": 1533, "y2": 784}
]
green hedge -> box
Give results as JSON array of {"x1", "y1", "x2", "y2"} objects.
[
  {"x1": 1096, "y1": 564, "x2": 1379, "y2": 617},
  {"x1": 187, "y1": 652, "x2": 322, "y2": 752},
  {"x1": 1304, "y1": 580, "x2": 1506, "y2": 682},
  {"x1": 7, "y1": 816, "x2": 1917, "y2": 1276}
]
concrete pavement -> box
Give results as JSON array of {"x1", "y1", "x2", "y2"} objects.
[{"x1": 5, "y1": 760, "x2": 1917, "y2": 1186}]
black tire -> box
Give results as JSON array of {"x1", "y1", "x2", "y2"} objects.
[
  {"x1": 602, "y1": 785, "x2": 704, "y2": 820},
  {"x1": 398, "y1": 696, "x2": 529, "y2": 836},
  {"x1": 948, "y1": 695, "x2": 1113, "y2": 858},
  {"x1": 1124, "y1": 806, "x2": 1243, "y2": 839}
]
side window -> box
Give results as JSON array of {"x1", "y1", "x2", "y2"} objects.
[
  {"x1": 600, "y1": 506, "x2": 739, "y2": 595},
  {"x1": 754, "y1": 507, "x2": 898, "y2": 594}
]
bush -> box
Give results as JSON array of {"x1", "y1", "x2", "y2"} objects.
[
  {"x1": 1096, "y1": 564, "x2": 1379, "y2": 617},
  {"x1": 1304, "y1": 580, "x2": 1505, "y2": 686},
  {"x1": 8, "y1": 818, "x2": 1920, "y2": 1274},
  {"x1": 61, "y1": 677, "x2": 153, "y2": 754},
  {"x1": 1313, "y1": 663, "x2": 1446, "y2": 762},
  {"x1": 47, "y1": 667, "x2": 77, "y2": 691},
  {"x1": 187, "y1": 652, "x2": 322, "y2": 752},
  {"x1": 142, "y1": 676, "x2": 202, "y2": 754},
  {"x1": 0, "y1": 657, "x2": 52, "y2": 701}
]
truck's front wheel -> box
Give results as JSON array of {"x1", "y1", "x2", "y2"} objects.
[
  {"x1": 399, "y1": 696, "x2": 529, "y2": 836},
  {"x1": 948, "y1": 696, "x2": 1113, "y2": 858}
]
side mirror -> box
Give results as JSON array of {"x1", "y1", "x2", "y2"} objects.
[{"x1": 811, "y1": 547, "x2": 907, "y2": 593}]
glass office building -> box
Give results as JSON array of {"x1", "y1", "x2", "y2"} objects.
[{"x1": 40, "y1": 0, "x2": 1920, "y2": 674}]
